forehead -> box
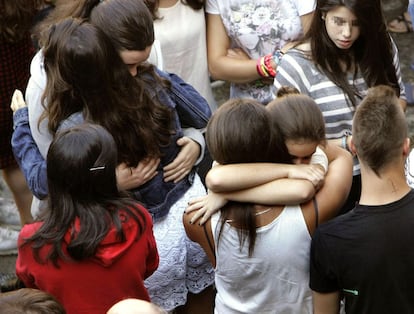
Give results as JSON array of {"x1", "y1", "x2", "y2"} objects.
[
  {"x1": 119, "y1": 49, "x2": 150, "y2": 64},
  {"x1": 326, "y1": 5, "x2": 357, "y2": 20},
  {"x1": 285, "y1": 140, "x2": 318, "y2": 157}
]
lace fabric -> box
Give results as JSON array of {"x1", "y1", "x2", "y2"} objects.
[{"x1": 144, "y1": 175, "x2": 214, "y2": 311}]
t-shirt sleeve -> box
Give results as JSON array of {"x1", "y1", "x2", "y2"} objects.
[
  {"x1": 294, "y1": 0, "x2": 316, "y2": 16},
  {"x1": 309, "y1": 228, "x2": 340, "y2": 293},
  {"x1": 205, "y1": 0, "x2": 219, "y2": 14},
  {"x1": 274, "y1": 52, "x2": 311, "y2": 95},
  {"x1": 310, "y1": 146, "x2": 328, "y2": 173}
]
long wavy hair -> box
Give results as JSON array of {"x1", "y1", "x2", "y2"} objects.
[
  {"x1": 35, "y1": 0, "x2": 173, "y2": 94},
  {"x1": 0, "y1": 0, "x2": 41, "y2": 42},
  {"x1": 206, "y1": 98, "x2": 291, "y2": 256},
  {"x1": 23, "y1": 124, "x2": 148, "y2": 266},
  {"x1": 41, "y1": 18, "x2": 173, "y2": 167},
  {"x1": 302, "y1": 0, "x2": 399, "y2": 106}
]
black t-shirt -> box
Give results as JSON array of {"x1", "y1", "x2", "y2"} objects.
[{"x1": 310, "y1": 190, "x2": 414, "y2": 314}]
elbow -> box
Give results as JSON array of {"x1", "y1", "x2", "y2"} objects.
[
  {"x1": 208, "y1": 64, "x2": 221, "y2": 81},
  {"x1": 299, "y1": 186, "x2": 315, "y2": 203},
  {"x1": 294, "y1": 182, "x2": 315, "y2": 204},
  {"x1": 205, "y1": 170, "x2": 225, "y2": 192}
]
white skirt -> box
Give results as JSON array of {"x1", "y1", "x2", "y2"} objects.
[{"x1": 144, "y1": 174, "x2": 214, "y2": 311}]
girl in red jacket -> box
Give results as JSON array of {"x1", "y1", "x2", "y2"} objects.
[{"x1": 15, "y1": 123, "x2": 159, "y2": 314}]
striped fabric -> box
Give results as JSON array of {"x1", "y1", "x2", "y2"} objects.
[{"x1": 274, "y1": 40, "x2": 406, "y2": 175}]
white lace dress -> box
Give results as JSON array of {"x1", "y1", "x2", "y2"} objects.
[{"x1": 144, "y1": 174, "x2": 214, "y2": 311}]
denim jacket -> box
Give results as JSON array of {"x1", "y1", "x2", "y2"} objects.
[{"x1": 12, "y1": 69, "x2": 211, "y2": 221}]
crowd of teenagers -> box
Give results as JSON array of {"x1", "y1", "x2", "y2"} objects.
[{"x1": 1, "y1": 0, "x2": 414, "y2": 313}]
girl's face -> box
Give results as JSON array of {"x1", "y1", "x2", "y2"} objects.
[
  {"x1": 324, "y1": 6, "x2": 360, "y2": 50},
  {"x1": 119, "y1": 46, "x2": 152, "y2": 76},
  {"x1": 285, "y1": 140, "x2": 319, "y2": 165}
]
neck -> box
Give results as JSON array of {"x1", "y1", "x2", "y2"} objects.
[
  {"x1": 359, "y1": 164, "x2": 411, "y2": 206},
  {"x1": 158, "y1": 0, "x2": 179, "y2": 8}
]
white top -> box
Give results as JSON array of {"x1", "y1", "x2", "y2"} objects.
[
  {"x1": 211, "y1": 205, "x2": 313, "y2": 314},
  {"x1": 205, "y1": 0, "x2": 316, "y2": 104},
  {"x1": 311, "y1": 146, "x2": 328, "y2": 173},
  {"x1": 26, "y1": 49, "x2": 50, "y2": 159},
  {"x1": 151, "y1": 1, "x2": 217, "y2": 111}
]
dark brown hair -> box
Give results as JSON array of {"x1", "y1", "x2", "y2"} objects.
[
  {"x1": 0, "y1": 0, "x2": 41, "y2": 42},
  {"x1": 24, "y1": 123, "x2": 148, "y2": 266},
  {"x1": 207, "y1": 98, "x2": 290, "y2": 256},
  {"x1": 41, "y1": 18, "x2": 172, "y2": 167},
  {"x1": 301, "y1": 0, "x2": 400, "y2": 106},
  {"x1": 267, "y1": 94, "x2": 326, "y2": 146}
]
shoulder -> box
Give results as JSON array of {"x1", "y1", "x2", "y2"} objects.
[
  {"x1": 294, "y1": 42, "x2": 311, "y2": 52},
  {"x1": 293, "y1": 0, "x2": 317, "y2": 16},
  {"x1": 182, "y1": 211, "x2": 201, "y2": 240},
  {"x1": 127, "y1": 203, "x2": 153, "y2": 225},
  {"x1": 183, "y1": 211, "x2": 214, "y2": 242},
  {"x1": 280, "y1": 47, "x2": 311, "y2": 69},
  {"x1": 314, "y1": 212, "x2": 355, "y2": 240},
  {"x1": 19, "y1": 222, "x2": 42, "y2": 242}
]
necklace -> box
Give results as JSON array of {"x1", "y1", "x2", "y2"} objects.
[
  {"x1": 254, "y1": 207, "x2": 273, "y2": 216},
  {"x1": 225, "y1": 207, "x2": 273, "y2": 223}
]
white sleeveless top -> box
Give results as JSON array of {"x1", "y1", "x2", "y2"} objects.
[
  {"x1": 151, "y1": 1, "x2": 217, "y2": 111},
  {"x1": 211, "y1": 206, "x2": 313, "y2": 313}
]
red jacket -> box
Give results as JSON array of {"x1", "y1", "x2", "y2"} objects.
[{"x1": 16, "y1": 206, "x2": 158, "y2": 314}]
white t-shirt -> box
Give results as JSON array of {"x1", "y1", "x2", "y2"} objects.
[
  {"x1": 205, "y1": 0, "x2": 316, "y2": 103},
  {"x1": 151, "y1": 1, "x2": 217, "y2": 111}
]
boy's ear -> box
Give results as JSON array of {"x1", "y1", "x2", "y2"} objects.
[
  {"x1": 349, "y1": 136, "x2": 357, "y2": 156},
  {"x1": 403, "y1": 137, "x2": 411, "y2": 158}
]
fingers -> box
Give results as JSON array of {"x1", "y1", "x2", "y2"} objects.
[
  {"x1": 190, "y1": 209, "x2": 207, "y2": 225},
  {"x1": 164, "y1": 138, "x2": 199, "y2": 182},
  {"x1": 11, "y1": 89, "x2": 26, "y2": 113},
  {"x1": 164, "y1": 167, "x2": 190, "y2": 183},
  {"x1": 186, "y1": 196, "x2": 206, "y2": 209},
  {"x1": 135, "y1": 158, "x2": 160, "y2": 180},
  {"x1": 176, "y1": 136, "x2": 190, "y2": 147}
]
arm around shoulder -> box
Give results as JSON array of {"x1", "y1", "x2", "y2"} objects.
[{"x1": 312, "y1": 144, "x2": 353, "y2": 223}]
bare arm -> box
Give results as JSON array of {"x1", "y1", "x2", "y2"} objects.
[
  {"x1": 186, "y1": 174, "x2": 320, "y2": 225},
  {"x1": 183, "y1": 213, "x2": 216, "y2": 267},
  {"x1": 302, "y1": 144, "x2": 353, "y2": 234},
  {"x1": 206, "y1": 163, "x2": 325, "y2": 192},
  {"x1": 206, "y1": 14, "x2": 260, "y2": 83},
  {"x1": 315, "y1": 144, "x2": 353, "y2": 223},
  {"x1": 207, "y1": 11, "x2": 314, "y2": 84},
  {"x1": 313, "y1": 291, "x2": 341, "y2": 314}
]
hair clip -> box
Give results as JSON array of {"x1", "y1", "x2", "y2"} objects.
[{"x1": 89, "y1": 166, "x2": 105, "y2": 171}]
